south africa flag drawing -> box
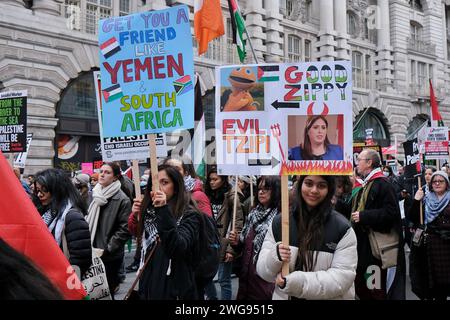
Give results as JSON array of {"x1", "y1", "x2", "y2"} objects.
[
  {"x1": 100, "y1": 37, "x2": 121, "y2": 59},
  {"x1": 102, "y1": 84, "x2": 123, "y2": 102},
  {"x1": 173, "y1": 75, "x2": 193, "y2": 95}
]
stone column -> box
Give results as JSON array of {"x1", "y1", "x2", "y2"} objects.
[
  {"x1": 243, "y1": 0, "x2": 265, "y2": 63},
  {"x1": 32, "y1": 0, "x2": 62, "y2": 16},
  {"x1": 375, "y1": 0, "x2": 394, "y2": 92},
  {"x1": 334, "y1": 0, "x2": 350, "y2": 60},
  {"x1": 317, "y1": 0, "x2": 336, "y2": 60},
  {"x1": 264, "y1": 0, "x2": 284, "y2": 62}
]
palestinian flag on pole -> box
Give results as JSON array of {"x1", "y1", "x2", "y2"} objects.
[
  {"x1": 430, "y1": 79, "x2": 444, "y2": 127},
  {"x1": 228, "y1": 0, "x2": 247, "y2": 63},
  {"x1": 0, "y1": 151, "x2": 86, "y2": 299}
]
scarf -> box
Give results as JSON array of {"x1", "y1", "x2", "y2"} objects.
[
  {"x1": 424, "y1": 190, "x2": 450, "y2": 224},
  {"x1": 240, "y1": 205, "x2": 279, "y2": 264},
  {"x1": 85, "y1": 180, "x2": 122, "y2": 244},
  {"x1": 184, "y1": 175, "x2": 197, "y2": 192},
  {"x1": 360, "y1": 167, "x2": 384, "y2": 186},
  {"x1": 139, "y1": 205, "x2": 183, "y2": 275},
  {"x1": 352, "y1": 168, "x2": 384, "y2": 213},
  {"x1": 42, "y1": 200, "x2": 72, "y2": 247}
]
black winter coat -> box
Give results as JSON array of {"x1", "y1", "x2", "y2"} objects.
[
  {"x1": 92, "y1": 189, "x2": 131, "y2": 262},
  {"x1": 139, "y1": 205, "x2": 201, "y2": 300},
  {"x1": 64, "y1": 209, "x2": 92, "y2": 275},
  {"x1": 352, "y1": 177, "x2": 406, "y2": 300}
]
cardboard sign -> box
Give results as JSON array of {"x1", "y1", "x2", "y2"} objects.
[
  {"x1": 215, "y1": 61, "x2": 353, "y2": 175},
  {"x1": 403, "y1": 138, "x2": 421, "y2": 179},
  {"x1": 93, "y1": 71, "x2": 168, "y2": 161},
  {"x1": 424, "y1": 127, "x2": 449, "y2": 160},
  {"x1": 98, "y1": 6, "x2": 194, "y2": 137},
  {"x1": 0, "y1": 91, "x2": 27, "y2": 153},
  {"x1": 14, "y1": 133, "x2": 33, "y2": 169}
]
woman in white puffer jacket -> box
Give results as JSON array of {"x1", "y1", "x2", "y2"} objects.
[{"x1": 256, "y1": 175, "x2": 358, "y2": 300}]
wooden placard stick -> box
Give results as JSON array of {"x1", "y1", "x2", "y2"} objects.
[
  {"x1": 418, "y1": 176, "x2": 423, "y2": 225},
  {"x1": 232, "y1": 175, "x2": 239, "y2": 232},
  {"x1": 131, "y1": 160, "x2": 142, "y2": 200},
  {"x1": 149, "y1": 134, "x2": 159, "y2": 192},
  {"x1": 281, "y1": 175, "x2": 290, "y2": 276},
  {"x1": 250, "y1": 176, "x2": 254, "y2": 208}
]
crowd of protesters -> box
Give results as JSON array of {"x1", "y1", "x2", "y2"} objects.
[{"x1": 3, "y1": 151, "x2": 450, "y2": 301}]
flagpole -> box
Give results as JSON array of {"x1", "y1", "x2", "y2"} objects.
[{"x1": 235, "y1": 1, "x2": 259, "y2": 64}]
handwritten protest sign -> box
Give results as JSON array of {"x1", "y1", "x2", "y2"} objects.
[
  {"x1": 0, "y1": 91, "x2": 27, "y2": 153},
  {"x1": 93, "y1": 71, "x2": 168, "y2": 161},
  {"x1": 215, "y1": 61, "x2": 352, "y2": 175},
  {"x1": 98, "y1": 6, "x2": 194, "y2": 138}
]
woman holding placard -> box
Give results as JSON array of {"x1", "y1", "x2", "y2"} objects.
[
  {"x1": 288, "y1": 115, "x2": 343, "y2": 161},
  {"x1": 256, "y1": 175, "x2": 357, "y2": 299},
  {"x1": 128, "y1": 165, "x2": 202, "y2": 300},
  {"x1": 228, "y1": 176, "x2": 280, "y2": 300}
]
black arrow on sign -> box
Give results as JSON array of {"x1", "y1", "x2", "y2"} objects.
[
  {"x1": 248, "y1": 156, "x2": 280, "y2": 168},
  {"x1": 271, "y1": 100, "x2": 300, "y2": 110}
]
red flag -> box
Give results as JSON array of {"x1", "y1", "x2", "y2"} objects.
[
  {"x1": 0, "y1": 151, "x2": 86, "y2": 299},
  {"x1": 430, "y1": 79, "x2": 444, "y2": 127}
]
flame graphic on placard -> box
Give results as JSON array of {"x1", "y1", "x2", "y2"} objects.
[{"x1": 280, "y1": 160, "x2": 353, "y2": 175}]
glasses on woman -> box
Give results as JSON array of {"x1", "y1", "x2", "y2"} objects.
[
  {"x1": 432, "y1": 179, "x2": 446, "y2": 185},
  {"x1": 258, "y1": 187, "x2": 271, "y2": 193},
  {"x1": 35, "y1": 188, "x2": 49, "y2": 196}
]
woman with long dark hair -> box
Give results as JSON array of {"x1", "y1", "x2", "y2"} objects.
[
  {"x1": 128, "y1": 164, "x2": 202, "y2": 299},
  {"x1": 288, "y1": 115, "x2": 343, "y2": 161},
  {"x1": 33, "y1": 168, "x2": 91, "y2": 276},
  {"x1": 85, "y1": 162, "x2": 131, "y2": 297},
  {"x1": 256, "y1": 175, "x2": 357, "y2": 299},
  {"x1": 229, "y1": 176, "x2": 281, "y2": 300}
]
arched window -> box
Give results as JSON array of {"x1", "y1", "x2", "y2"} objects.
[
  {"x1": 409, "y1": 0, "x2": 423, "y2": 11},
  {"x1": 353, "y1": 108, "x2": 390, "y2": 147},
  {"x1": 406, "y1": 114, "x2": 429, "y2": 140}
]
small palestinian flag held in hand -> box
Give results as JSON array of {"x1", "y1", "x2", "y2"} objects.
[
  {"x1": 257, "y1": 65, "x2": 279, "y2": 82},
  {"x1": 173, "y1": 75, "x2": 193, "y2": 95},
  {"x1": 102, "y1": 84, "x2": 123, "y2": 103},
  {"x1": 416, "y1": 156, "x2": 422, "y2": 175},
  {"x1": 100, "y1": 37, "x2": 121, "y2": 59}
]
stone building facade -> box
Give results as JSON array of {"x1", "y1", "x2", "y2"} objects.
[{"x1": 0, "y1": 0, "x2": 449, "y2": 173}]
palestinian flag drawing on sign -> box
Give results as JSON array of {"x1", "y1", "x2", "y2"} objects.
[
  {"x1": 257, "y1": 65, "x2": 280, "y2": 82},
  {"x1": 102, "y1": 84, "x2": 123, "y2": 103}
]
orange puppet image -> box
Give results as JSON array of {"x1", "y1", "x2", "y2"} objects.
[{"x1": 222, "y1": 67, "x2": 260, "y2": 112}]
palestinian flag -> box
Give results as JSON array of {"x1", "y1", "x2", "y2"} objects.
[
  {"x1": 102, "y1": 84, "x2": 123, "y2": 102},
  {"x1": 173, "y1": 75, "x2": 193, "y2": 96},
  {"x1": 429, "y1": 79, "x2": 444, "y2": 127},
  {"x1": 227, "y1": 0, "x2": 247, "y2": 62},
  {"x1": 257, "y1": 65, "x2": 279, "y2": 82},
  {"x1": 100, "y1": 37, "x2": 121, "y2": 59},
  {"x1": 0, "y1": 151, "x2": 87, "y2": 299}
]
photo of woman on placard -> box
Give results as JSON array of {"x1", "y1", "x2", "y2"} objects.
[{"x1": 288, "y1": 115, "x2": 343, "y2": 161}]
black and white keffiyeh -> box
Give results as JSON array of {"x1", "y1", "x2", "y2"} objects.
[
  {"x1": 240, "y1": 205, "x2": 279, "y2": 264},
  {"x1": 42, "y1": 200, "x2": 72, "y2": 246},
  {"x1": 184, "y1": 175, "x2": 197, "y2": 192}
]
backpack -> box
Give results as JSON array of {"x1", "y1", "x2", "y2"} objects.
[{"x1": 195, "y1": 213, "x2": 221, "y2": 280}]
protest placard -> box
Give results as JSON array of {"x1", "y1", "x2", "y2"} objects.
[
  {"x1": 14, "y1": 133, "x2": 33, "y2": 169},
  {"x1": 403, "y1": 138, "x2": 421, "y2": 179},
  {"x1": 0, "y1": 91, "x2": 27, "y2": 153},
  {"x1": 424, "y1": 127, "x2": 449, "y2": 160},
  {"x1": 93, "y1": 71, "x2": 168, "y2": 161},
  {"x1": 215, "y1": 61, "x2": 353, "y2": 175},
  {"x1": 98, "y1": 6, "x2": 194, "y2": 138}
]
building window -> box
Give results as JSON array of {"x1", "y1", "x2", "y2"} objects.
[
  {"x1": 410, "y1": 22, "x2": 423, "y2": 41},
  {"x1": 352, "y1": 52, "x2": 372, "y2": 89},
  {"x1": 365, "y1": 55, "x2": 371, "y2": 89},
  {"x1": 86, "y1": 0, "x2": 112, "y2": 34},
  {"x1": 304, "y1": 40, "x2": 311, "y2": 62},
  {"x1": 406, "y1": 114, "x2": 429, "y2": 140},
  {"x1": 119, "y1": 0, "x2": 130, "y2": 16},
  {"x1": 286, "y1": 0, "x2": 294, "y2": 17},
  {"x1": 347, "y1": 11, "x2": 358, "y2": 37},
  {"x1": 287, "y1": 35, "x2": 301, "y2": 62},
  {"x1": 409, "y1": 59, "x2": 433, "y2": 96},
  {"x1": 409, "y1": 0, "x2": 423, "y2": 11},
  {"x1": 353, "y1": 108, "x2": 390, "y2": 147}
]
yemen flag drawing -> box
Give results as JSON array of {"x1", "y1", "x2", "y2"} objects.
[
  {"x1": 0, "y1": 151, "x2": 86, "y2": 299},
  {"x1": 102, "y1": 84, "x2": 123, "y2": 102},
  {"x1": 100, "y1": 37, "x2": 121, "y2": 59},
  {"x1": 173, "y1": 75, "x2": 193, "y2": 95},
  {"x1": 258, "y1": 65, "x2": 280, "y2": 82}
]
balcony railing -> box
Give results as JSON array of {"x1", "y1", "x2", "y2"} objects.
[{"x1": 407, "y1": 37, "x2": 436, "y2": 55}]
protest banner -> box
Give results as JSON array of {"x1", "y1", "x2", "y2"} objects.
[
  {"x1": 0, "y1": 90, "x2": 27, "y2": 153},
  {"x1": 403, "y1": 138, "x2": 421, "y2": 179},
  {"x1": 215, "y1": 61, "x2": 353, "y2": 176},
  {"x1": 98, "y1": 5, "x2": 194, "y2": 138},
  {"x1": 14, "y1": 133, "x2": 33, "y2": 169},
  {"x1": 81, "y1": 162, "x2": 94, "y2": 175},
  {"x1": 93, "y1": 71, "x2": 168, "y2": 161},
  {"x1": 424, "y1": 127, "x2": 449, "y2": 160}
]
